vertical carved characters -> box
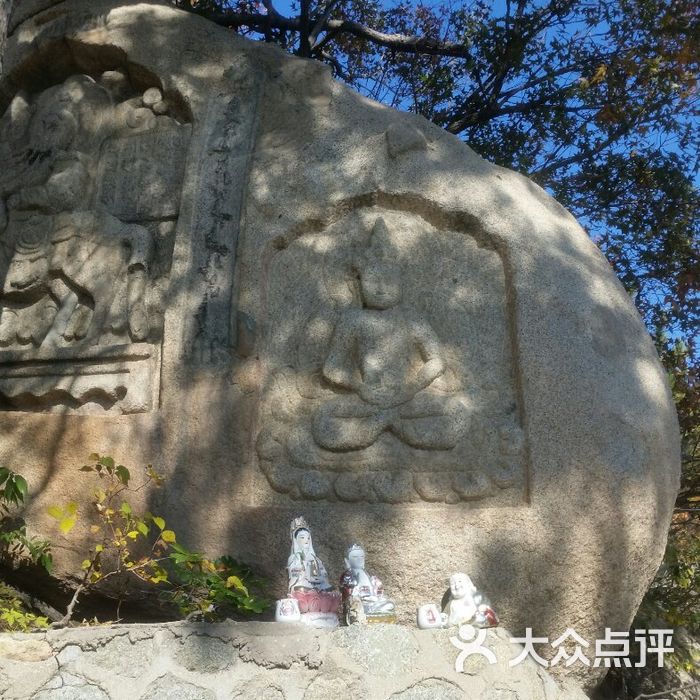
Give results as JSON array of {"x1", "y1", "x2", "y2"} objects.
[
  {"x1": 0, "y1": 72, "x2": 191, "y2": 413},
  {"x1": 256, "y1": 206, "x2": 526, "y2": 504}
]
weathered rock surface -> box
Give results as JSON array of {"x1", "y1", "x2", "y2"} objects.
[
  {"x1": 0, "y1": 621, "x2": 588, "y2": 700},
  {"x1": 0, "y1": 0, "x2": 680, "y2": 690}
]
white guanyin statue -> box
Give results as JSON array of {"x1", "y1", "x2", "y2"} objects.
[
  {"x1": 281, "y1": 516, "x2": 340, "y2": 627},
  {"x1": 339, "y1": 543, "x2": 396, "y2": 624}
]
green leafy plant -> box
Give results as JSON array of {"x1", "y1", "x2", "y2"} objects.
[
  {"x1": 48, "y1": 454, "x2": 268, "y2": 625},
  {"x1": 636, "y1": 511, "x2": 700, "y2": 675},
  {"x1": 167, "y1": 547, "x2": 267, "y2": 619},
  {"x1": 0, "y1": 582, "x2": 48, "y2": 632},
  {"x1": 0, "y1": 466, "x2": 52, "y2": 573},
  {"x1": 0, "y1": 469, "x2": 52, "y2": 632}
]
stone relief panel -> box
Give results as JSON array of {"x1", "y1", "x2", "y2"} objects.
[
  {"x1": 0, "y1": 72, "x2": 192, "y2": 413},
  {"x1": 255, "y1": 206, "x2": 526, "y2": 504}
]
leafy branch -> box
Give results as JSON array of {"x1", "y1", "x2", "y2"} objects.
[
  {"x1": 48, "y1": 454, "x2": 268, "y2": 626},
  {"x1": 0, "y1": 466, "x2": 52, "y2": 574}
]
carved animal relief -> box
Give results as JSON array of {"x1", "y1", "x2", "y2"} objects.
[
  {"x1": 0, "y1": 72, "x2": 191, "y2": 413},
  {"x1": 256, "y1": 206, "x2": 526, "y2": 504}
]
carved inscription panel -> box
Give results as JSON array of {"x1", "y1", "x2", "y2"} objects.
[{"x1": 256, "y1": 206, "x2": 526, "y2": 504}]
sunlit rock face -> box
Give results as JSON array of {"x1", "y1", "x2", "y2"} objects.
[{"x1": 0, "y1": 0, "x2": 679, "y2": 688}]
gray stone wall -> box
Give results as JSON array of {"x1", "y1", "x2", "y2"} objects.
[{"x1": 0, "y1": 621, "x2": 588, "y2": 700}]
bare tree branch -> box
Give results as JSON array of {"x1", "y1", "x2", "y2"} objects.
[
  {"x1": 497, "y1": 63, "x2": 583, "y2": 102},
  {"x1": 299, "y1": 0, "x2": 311, "y2": 56},
  {"x1": 532, "y1": 99, "x2": 667, "y2": 178},
  {"x1": 309, "y1": 0, "x2": 340, "y2": 49},
  {"x1": 259, "y1": 0, "x2": 280, "y2": 42},
  {"x1": 633, "y1": 681, "x2": 700, "y2": 700},
  {"x1": 195, "y1": 9, "x2": 472, "y2": 58},
  {"x1": 260, "y1": 0, "x2": 284, "y2": 23},
  {"x1": 319, "y1": 50, "x2": 347, "y2": 80}
]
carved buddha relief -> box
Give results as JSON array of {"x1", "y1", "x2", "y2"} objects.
[
  {"x1": 0, "y1": 72, "x2": 191, "y2": 413},
  {"x1": 302, "y1": 218, "x2": 467, "y2": 454},
  {"x1": 255, "y1": 205, "x2": 526, "y2": 504}
]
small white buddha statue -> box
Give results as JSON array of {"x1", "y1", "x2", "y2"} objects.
[
  {"x1": 445, "y1": 572, "x2": 478, "y2": 626},
  {"x1": 340, "y1": 543, "x2": 396, "y2": 624}
]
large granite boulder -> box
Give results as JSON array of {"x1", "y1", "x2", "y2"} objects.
[{"x1": 0, "y1": 0, "x2": 680, "y2": 689}]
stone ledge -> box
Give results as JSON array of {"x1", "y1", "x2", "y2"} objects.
[{"x1": 0, "y1": 621, "x2": 589, "y2": 699}]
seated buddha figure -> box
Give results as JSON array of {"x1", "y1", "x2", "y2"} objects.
[
  {"x1": 311, "y1": 217, "x2": 464, "y2": 453},
  {"x1": 340, "y1": 543, "x2": 396, "y2": 624}
]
